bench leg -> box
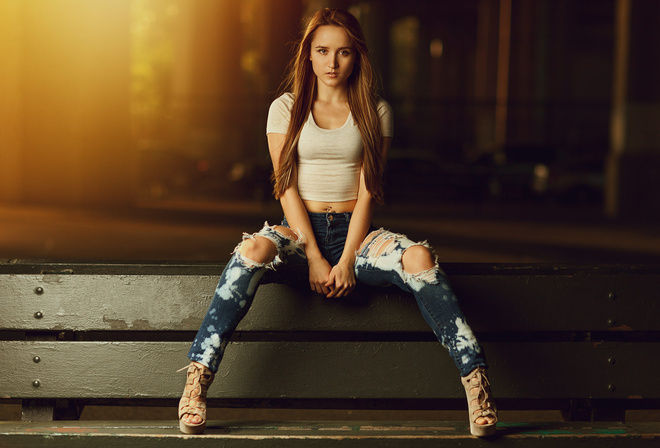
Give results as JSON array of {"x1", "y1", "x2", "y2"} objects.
[
  {"x1": 563, "y1": 399, "x2": 626, "y2": 422},
  {"x1": 21, "y1": 399, "x2": 54, "y2": 421},
  {"x1": 53, "y1": 399, "x2": 84, "y2": 420},
  {"x1": 21, "y1": 399, "x2": 84, "y2": 421}
]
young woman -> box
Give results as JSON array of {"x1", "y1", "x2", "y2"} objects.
[{"x1": 178, "y1": 8, "x2": 497, "y2": 437}]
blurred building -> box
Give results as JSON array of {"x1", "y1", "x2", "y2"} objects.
[{"x1": 0, "y1": 0, "x2": 658, "y2": 218}]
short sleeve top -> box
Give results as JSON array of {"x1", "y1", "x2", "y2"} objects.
[{"x1": 267, "y1": 93, "x2": 393, "y2": 202}]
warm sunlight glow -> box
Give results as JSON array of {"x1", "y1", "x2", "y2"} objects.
[{"x1": 1, "y1": 0, "x2": 133, "y2": 206}]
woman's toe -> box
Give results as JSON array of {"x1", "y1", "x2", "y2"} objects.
[{"x1": 475, "y1": 416, "x2": 495, "y2": 425}]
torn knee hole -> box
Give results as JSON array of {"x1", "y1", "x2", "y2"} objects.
[
  {"x1": 237, "y1": 236, "x2": 277, "y2": 265},
  {"x1": 402, "y1": 245, "x2": 436, "y2": 275}
]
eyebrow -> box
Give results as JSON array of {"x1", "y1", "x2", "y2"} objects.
[{"x1": 314, "y1": 45, "x2": 352, "y2": 50}]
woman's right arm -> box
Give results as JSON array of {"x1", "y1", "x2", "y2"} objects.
[{"x1": 267, "y1": 133, "x2": 333, "y2": 295}]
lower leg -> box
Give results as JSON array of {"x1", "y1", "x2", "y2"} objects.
[
  {"x1": 402, "y1": 247, "x2": 496, "y2": 433},
  {"x1": 401, "y1": 246, "x2": 487, "y2": 375},
  {"x1": 186, "y1": 250, "x2": 266, "y2": 370},
  {"x1": 181, "y1": 225, "x2": 300, "y2": 429},
  {"x1": 357, "y1": 231, "x2": 496, "y2": 434},
  {"x1": 403, "y1": 248, "x2": 496, "y2": 433},
  {"x1": 187, "y1": 225, "x2": 299, "y2": 369},
  {"x1": 181, "y1": 248, "x2": 265, "y2": 427}
]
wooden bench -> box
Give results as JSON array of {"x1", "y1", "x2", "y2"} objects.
[{"x1": 1, "y1": 260, "x2": 659, "y2": 447}]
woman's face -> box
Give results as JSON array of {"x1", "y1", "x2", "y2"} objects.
[{"x1": 310, "y1": 25, "x2": 356, "y2": 89}]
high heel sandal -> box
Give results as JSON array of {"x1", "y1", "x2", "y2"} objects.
[
  {"x1": 178, "y1": 362, "x2": 215, "y2": 434},
  {"x1": 461, "y1": 367, "x2": 498, "y2": 437}
]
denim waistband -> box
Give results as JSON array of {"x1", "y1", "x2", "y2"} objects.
[
  {"x1": 308, "y1": 211, "x2": 352, "y2": 225},
  {"x1": 282, "y1": 212, "x2": 352, "y2": 228}
]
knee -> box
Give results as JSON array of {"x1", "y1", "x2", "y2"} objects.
[
  {"x1": 401, "y1": 245, "x2": 435, "y2": 274},
  {"x1": 238, "y1": 236, "x2": 277, "y2": 264}
]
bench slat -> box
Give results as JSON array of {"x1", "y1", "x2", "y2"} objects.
[
  {"x1": 452, "y1": 272, "x2": 660, "y2": 332},
  {"x1": 1, "y1": 420, "x2": 660, "y2": 447},
  {"x1": 2, "y1": 341, "x2": 658, "y2": 400},
  {"x1": 1, "y1": 271, "x2": 659, "y2": 332}
]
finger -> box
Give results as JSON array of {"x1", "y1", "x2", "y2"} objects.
[
  {"x1": 311, "y1": 283, "x2": 324, "y2": 294},
  {"x1": 324, "y1": 278, "x2": 336, "y2": 295},
  {"x1": 329, "y1": 282, "x2": 351, "y2": 298},
  {"x1": 325, "y1": 280, "x2": 341, "y2": 298},
  {"x1": 336, "y1": 282, "x2": 355, "y2": 298},
  {"x1": 325, "y1": 272, "x2": 337, "y2": 288}
]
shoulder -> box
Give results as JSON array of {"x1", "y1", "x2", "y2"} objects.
[
  {"x1": 267, "y1": 92, "x2": 295, "y2": 134},
  {"x1": 270, "y1": 92, "x2": 295, "y2": 113},
  {"x1": 376, "y1": 97, "x2": 392, "y2": 119},
  {"x1": 376, "y1": 97, "x2": 393, "y2": 137}
]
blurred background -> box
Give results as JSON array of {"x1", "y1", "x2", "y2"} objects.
[
  {"x1": 2, "y1": 0, "x2": 660, "y2": 423},
  {"x1": 1, "y1": 0, "x2": 660, "y2": 263}
]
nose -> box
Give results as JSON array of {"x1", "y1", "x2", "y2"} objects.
[{"x1": 329, "y1": 54, "x2": 338, "y2": 68}]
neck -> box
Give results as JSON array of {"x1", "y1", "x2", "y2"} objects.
[{"x1": 315, "y1": 82, "x2": 349, "y2": 103}]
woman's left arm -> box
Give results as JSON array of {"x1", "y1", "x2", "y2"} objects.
[{"x1": 325, "y1": 137, "x2": 392, "y2": 298}]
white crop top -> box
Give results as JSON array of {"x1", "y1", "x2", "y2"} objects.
[{"x1": 266, "y1": 93, "x2": 393, "y2": 202}]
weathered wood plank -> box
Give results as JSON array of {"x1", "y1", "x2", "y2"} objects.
[
  {"x1": 0, "y1": 273, "x2": 218, "y2": 331},
  {"x1": 0, "y1": 420, "x2": 659, "y2": 448},
  {"x1": 1, "y1": 269, "x2": 659, "y2": 332},
  {"x1": 2, "y1": 261, "x2": 658, "y2": 276},
  {"x1": 451, "y1": 270, "x2": 660, "y2": 332},
  {"x1": 1, "y1": 341, "x2": 659, "y2": 400}
]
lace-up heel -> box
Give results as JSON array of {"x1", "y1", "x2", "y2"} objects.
[
  {"x1": 178, "y1": 362, "x2": 214, "y2": 434},
  {"x1": 461, "y1": 367, "x2": 498, "y2": 437}
]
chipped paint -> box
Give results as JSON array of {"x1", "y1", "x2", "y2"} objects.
[
  {"x1": 101, "y1": 316, "x2": 129, "y2": 330},
  {"x1": 25, "y1": 427, "x2": 100, "y2": 434},
  {"x1": 99, "y1": 317, "x2": 157, "y2": 330},
  {"x1": 42, "y1": 274, "x2": 63, "y2": 283}
]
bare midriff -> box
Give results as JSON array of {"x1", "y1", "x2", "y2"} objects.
[{"x1": 303, "y1": 199, "x2": 357, "y2": 214}]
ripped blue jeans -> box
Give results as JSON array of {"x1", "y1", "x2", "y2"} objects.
[{"x1": 187, "y1": 212, "x2": 487, "y2": 377}]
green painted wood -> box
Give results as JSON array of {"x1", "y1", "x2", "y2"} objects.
[
  {"x1": 1, "y1": 269, "x2": 659, "y2": 332},
  {"x1": 3, "y1": 261, "x2": 658, "y2": 276},
  {"x1": 451, "y1": 271, "x2": 660, "y2": 332},
  {"x1": 0, "y1": 273, "x2": 218, "y2": 331},
  {"x1": 0, "y1": 273, "x2": 427, "y2": 332},
  {"x1": 0, "y1": 420, "x2": 659, "y2": 447},
  {"x1": 2, "y1": 341, "x2": 659, "y2": 400}
]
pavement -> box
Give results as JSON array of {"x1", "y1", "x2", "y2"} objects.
[{"x1": 2, "y1": 198, "x2": 660, "y2": 265}]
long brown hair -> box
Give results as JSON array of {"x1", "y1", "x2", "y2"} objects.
[{"x1": 271, "y1": 8, "x2": 385, "y2": 203}]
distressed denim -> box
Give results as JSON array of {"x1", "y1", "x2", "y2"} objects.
[
  {"x1": 188, "y1": 212, "x2": 487, "y2": 377},
  {"x1": 354, "y1": 228, "x2": 487, "y2": 376},
  {"x1": 187, "y1": 222, "x2": 306, "y2": 371}
]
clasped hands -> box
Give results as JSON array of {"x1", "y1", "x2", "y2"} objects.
[{"x1": 308, "y1": 255, "x2": 356, "y2": 298}]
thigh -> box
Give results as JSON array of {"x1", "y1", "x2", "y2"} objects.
[
  {"x1": 254, "y1": 224, "x2": 309, "y2": 285},
  {"x1": 272, "y1": 225, "x2": 299, "y2": 241},
  {"x1": 354, "y1": 229, "x2": 405, "y2": 287},
  {"x1": 354, "y1": 228, "x2": 439, "y2": 287}
]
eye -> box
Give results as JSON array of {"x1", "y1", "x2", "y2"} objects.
[
  {"x1": 317, "y1": 49, "x2": 328, "y2": 55},
  {"x1": 340, "y1": 50, "x2": 351, "y2": 56}
]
